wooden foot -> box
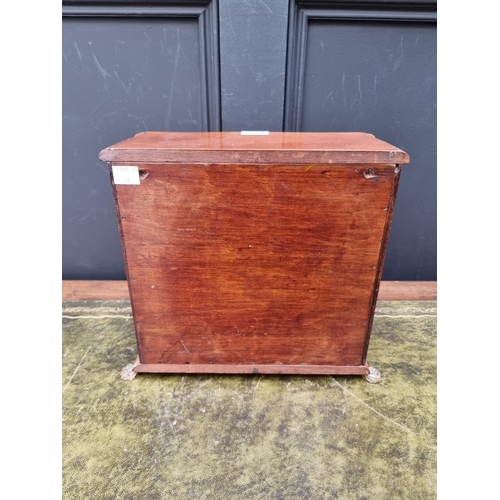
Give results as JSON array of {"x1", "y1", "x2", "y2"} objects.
[
  {"x1": 120, "y1": 356, "x2": 140, "y2": 381},
  {"x1": 363, "y1": 366, "x2": 382, "y2": 384}
]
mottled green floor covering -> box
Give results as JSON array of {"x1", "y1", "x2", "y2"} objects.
[{"x1": 62, "y1": 301, "x2": 436, "y2": 500}]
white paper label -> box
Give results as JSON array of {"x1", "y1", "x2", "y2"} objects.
[
  {"x1": 240, "y1": 131, "x2": 270, "y2": 136},
  {"x1": 112, "y1": 166, "x2": 140, "y2": 185}
]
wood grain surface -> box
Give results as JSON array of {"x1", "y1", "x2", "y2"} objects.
[
  {"x1": 133, "y1": 362, "x2": 370, "y2": 375},
  {"x1": 112, "y1": 161, "x2": 399, "y2": 366},
  {"x1": 98, "y1": 131, "x2": 410, "y2": 164},
  {"x1": 91, "y1": 131, "x2": 415, "y2": 373}
]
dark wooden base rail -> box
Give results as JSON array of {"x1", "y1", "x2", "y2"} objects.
[{"x1": 135, "y1": 361, "x2": 369, "y2": 375}]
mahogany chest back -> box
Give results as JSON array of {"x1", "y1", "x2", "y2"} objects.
[{"x1": 99, "y1": 132, "x2": 409, "y2": 376}]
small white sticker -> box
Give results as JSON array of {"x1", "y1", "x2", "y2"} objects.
[
  {"x1": 240, "y1": 130, "x2": 270, "y2": 135},
  {"x1": 112, "y1": 166, "x2": 140, "y2": 185}
]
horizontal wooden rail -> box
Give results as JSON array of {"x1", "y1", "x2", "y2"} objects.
[{"x1": 62, "y1": 280, "x2": 436, "y2": 301}]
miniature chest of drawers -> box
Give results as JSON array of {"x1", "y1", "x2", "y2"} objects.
[{"x1": 99, "y1": 132, "x2": 409, "y2": 377}]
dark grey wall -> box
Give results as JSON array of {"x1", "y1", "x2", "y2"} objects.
[
  {"x1": 219, "y1": 0, "x2": 289, "y2": 131},
  {"x1": 62, "y1": 0, "x2": 436, "y2": 280},
  {"x1": 284, "y1": 2, "x2": 436, "y2": 280},
  {"x1": 62, "y1": 1, "x2": 220, "y2": 279}
]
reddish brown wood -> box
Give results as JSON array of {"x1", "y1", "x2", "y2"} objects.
[
  {"x1": 133, "y1": 363, "x2": 370, "y2": 375},
  {"x1": 98, "y1": 131, "x2": 410, "y2": 165},
  {"x1": 61, "y1": 280, "x2": 436, "y2": 301},
  {"x1": 100, "y1": 132, "x2": 409, "y2": 375},
  {"x1": 362, "y1": 166, "x2": 401, "y2": 365}
]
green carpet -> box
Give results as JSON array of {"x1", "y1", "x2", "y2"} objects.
[{"x1": 62, "y1": 301, "x2": 436, "y2": 499}]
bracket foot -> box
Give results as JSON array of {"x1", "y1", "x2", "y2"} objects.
[
  {"x1": 121, "y1": 356, "x2": 140, "y2": 381},
  {"x1": 363, "y1": 366, "x2": 382, "y2": 384}
]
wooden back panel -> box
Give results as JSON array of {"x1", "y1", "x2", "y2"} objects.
[{"x1": 112, "y1": 162, "x2": 400, "y2": 367}]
